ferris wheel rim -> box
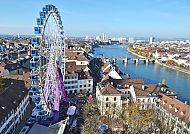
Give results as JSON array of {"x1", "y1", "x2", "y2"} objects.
[{"x1": 30, "y1": 4, "x2": 66, "y2": 120}]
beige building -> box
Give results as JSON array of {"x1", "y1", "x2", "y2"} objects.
[{"x1": 96, "y1": 82, "x2": 122, "y2": 116}]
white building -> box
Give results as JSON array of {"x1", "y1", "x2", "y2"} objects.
[
  {"x1": 0, "y1": 79, "x2": 29, "y2": 134},
  {"x1": 128, "y1": 37, "x2": 134, "y2": 44},
  {"x1": 118, "y1": 37, "x2": 127, "y2": 44},
  {"x1": 96, "y1": 77, "x2": 177, "y2": 116},
  {"x1": 64, "y1": 51, "x2": 93, "y2": 94},
  {"x1": 78, "y1": 71, "x2": 93, "y2": 93},
  {"x1": 96, "y1": 36, "x2": 102, "y2": 42},
  {"x1": 150, "y1": 37, "x2": 155, "y2": 44}
]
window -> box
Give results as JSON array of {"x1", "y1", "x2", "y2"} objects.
[
  {"x1": 84, "y1": 85, "x2": 87, "y2": 87},
  {"x1": 88, "y1": 80, "x2": 91, "y2": 83},
  {"x1": 106, "y1": 97, "x2": 109, "y2": 101},
  {"x1": 106, "y1": 103, "x2": 109, "y2": 107},
  {"x1": 88, "y1": 84, "x2": 91, "y2": 87},
  {"x1": 114, "y1": 97, "x2": 117, "y2": 101},
  {"x1": 113, "y1": 103, "x2": 116, "y2": 107},
  {"x1": 80, "y1": 85, "x2": 82, "y2": 88}
]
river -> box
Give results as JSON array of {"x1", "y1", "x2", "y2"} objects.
[{"x1": 93, "y1": 44, "x2": 190, "y2": 104}]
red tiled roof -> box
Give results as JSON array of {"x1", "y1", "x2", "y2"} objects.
[
  {"x1": 65, "y1": 51, "x2": 88, "y2": 61},
  {"x1": 101, "y1": 84, "x2": 120, "y2": 95},
  {"x1": 160, "y1": 94, "x2": 190, "y2": 124}
]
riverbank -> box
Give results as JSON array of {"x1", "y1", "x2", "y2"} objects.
[
  {"x1": 128, "y1": 49, "x2": 190, "y2": 75},
  {"x1": 127, "y1": 49, "x2": 147, "y2": 59},
  {"x1": 156, "y1": 61, "x2": 190, "y2": 75}
]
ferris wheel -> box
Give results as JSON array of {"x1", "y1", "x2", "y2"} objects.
[{"x1": 29, "y1": 4, "x2": 67, "y2": 121}]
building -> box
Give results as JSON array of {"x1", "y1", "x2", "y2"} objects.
[
  {"x1": 118, "y1": 37, "x2": 127, "y2": 44},
  {"x1": 0, "y1": 79, "x2": 29, "y2": 134},
  {"x1": 64, "y1": 51, "x2": 93, "y2": 94},
  {"x1": 0, "y1": 61, "x2": 25, "y2": 78},
  {"x1": 27, "y1": 120, "x2": 67, "y2": 134},
  {"x1": 128, "y1": 37, "x2": 134, "y2": 44},
  {"x1": 96, "y1": 36, "x2": 102, "y2": 42},
  {"x1": 96, "y1": 82, "x2": 122, "y2": 116},
  {"x1": 150, "y1": 37, "x2": 155, "y2": 44},
  {"x1": 96, "y1": 76, "x2": 177, "y2": 116},
  {"x1": 65, "y1": 51, "x2": 89, "y2": 66},
  {"x1": 156, "y1": 94, "x2": 190, "y2": 133}
]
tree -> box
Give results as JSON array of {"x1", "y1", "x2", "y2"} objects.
[
  {"x1": 127, "y1": 103, "x2": 155, "y2": 133},
  {"x1": 82, "y1": 100, "x2": 101, "y2": 133},
  {"x1": 128, "y1": 44, "x2": 133, "y2": 48},
  {"x1": 162, "y1": 79, "x2": 166, "y2": 86}
]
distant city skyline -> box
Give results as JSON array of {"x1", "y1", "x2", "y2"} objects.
[{"x1": 0, "y1": 0, "x2": 190, "y2": 38}]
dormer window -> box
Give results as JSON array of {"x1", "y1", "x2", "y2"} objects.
[
  {"x1": 175, "y1": 108, "x2": 179, "y2": 113},
  {"x1": 169, "y1": 104, "x2": 173, "y2": 109},
  {"x1": 163, "y1": 100, "x2": 167, "y2": 105},
  {"x1": 181, "y1": 111, "x2": 186, "y2": 116}
]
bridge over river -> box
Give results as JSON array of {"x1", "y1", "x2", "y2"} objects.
[{"x1": 111, "y1": 57, "x2": 156, "y2": 64}]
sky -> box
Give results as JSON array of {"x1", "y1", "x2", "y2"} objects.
[{"x1": 0, "y1": 0, "x2": 190, "y2": 38}]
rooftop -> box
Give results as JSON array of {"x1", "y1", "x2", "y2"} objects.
[
  {"x1": 65, "y1": 51, "x2": 88, "y2": 61},
  {"x1": 160, "y1": 94, "x2": 190, "y2": 124},
  {"x1": 0, "y1": 78, "x2": 28, "y2": 121}
]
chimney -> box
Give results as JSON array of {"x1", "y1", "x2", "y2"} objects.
[
  {"x1": 111, "y1": 82, "x2": 113, "y2": 85},
  {"x1": 185, "y1": 101, "x2": 187, "y2": 105},
  {"x1": 142, "y1": 85, "x2": 145, "y2": 90}
]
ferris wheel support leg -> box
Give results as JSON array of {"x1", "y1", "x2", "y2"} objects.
[{"x1": 57, "y1": 67, "x2": 67, "y2": 101}]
